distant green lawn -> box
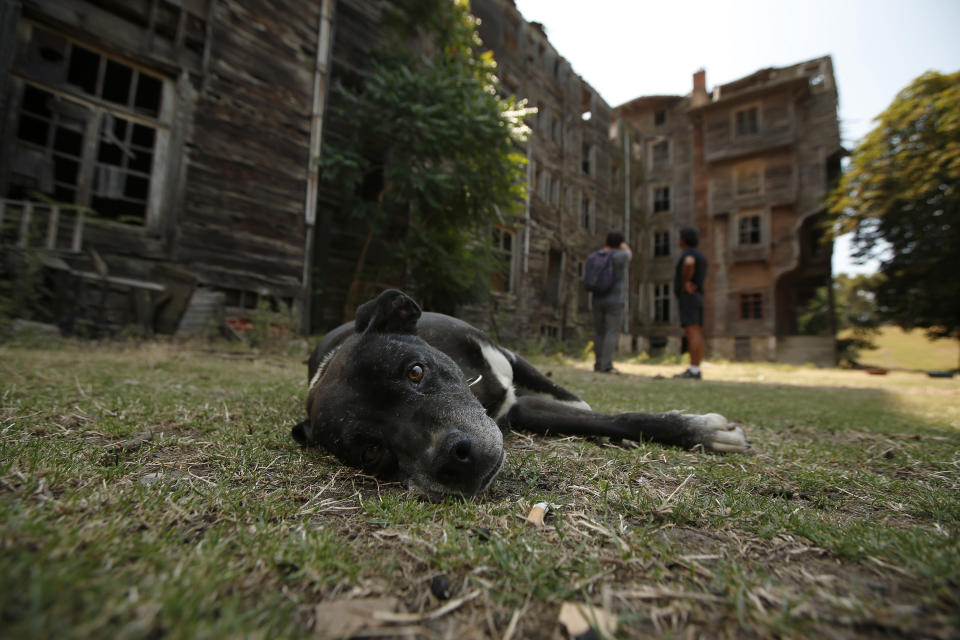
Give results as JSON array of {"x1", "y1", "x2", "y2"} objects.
[
  {"x1": 846, "y1": 325, "x2": 958, "y2": 371},
  {"x1": 2, "y1": 342, "x2": 958, "y2": 638}
]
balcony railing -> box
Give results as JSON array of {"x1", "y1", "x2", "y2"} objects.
[{"x1": 0, "y1": 199, "x2": 88, "y2": 253}]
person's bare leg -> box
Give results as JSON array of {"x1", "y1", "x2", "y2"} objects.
[
  {"x1": 677, "y1": 324, "x2": 704, "y2": 378},
  {"x1": 687, "y1": 324, "x2": 704, "y2": 368}
]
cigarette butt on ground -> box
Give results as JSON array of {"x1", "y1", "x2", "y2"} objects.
[{"x1": 526, "y1": 502, "x2": 549, "y2": 526}]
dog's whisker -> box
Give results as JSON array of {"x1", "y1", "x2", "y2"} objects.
[{"x1": 467, "y1": 374, "x2": 483, "y2": 387}]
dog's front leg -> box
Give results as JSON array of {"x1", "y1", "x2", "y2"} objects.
[{"x1": 499, "y1": 397, "x2": 747, "y2": 453}]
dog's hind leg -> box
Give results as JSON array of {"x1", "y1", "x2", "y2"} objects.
[{"x1": 498, "y1": 396, "x2": 748, "y2": 453}]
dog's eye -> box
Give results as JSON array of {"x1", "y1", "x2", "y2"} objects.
[
  {"x1": 408, "y1": 364, "x2": 424, "y2": 383},
  {"x1": 363, "y1": 445, "x2": 381, "y2": 464}
]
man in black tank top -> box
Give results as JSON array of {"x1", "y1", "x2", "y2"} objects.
[{"x1": 674, "y1": 226, "x2": 707, "y2": 379}]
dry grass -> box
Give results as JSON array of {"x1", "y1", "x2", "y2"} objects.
[{"x1": 1, "y1": 341, "x2": 958, "y2": 638}]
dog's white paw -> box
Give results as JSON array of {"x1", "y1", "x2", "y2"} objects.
[{"x1": 683, "y1": 412, "x2": 749, "y2": 453}]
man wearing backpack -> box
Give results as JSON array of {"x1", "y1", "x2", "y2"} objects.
[{"x1": 586, "y1": 231, "x2": 632, "y2": 373}]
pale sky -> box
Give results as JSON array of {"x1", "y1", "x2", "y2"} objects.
[{"x1": 511, "y1": 0, "x2": 960, "y2": 275}]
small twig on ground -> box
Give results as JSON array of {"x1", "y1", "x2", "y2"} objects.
[{"x1": 373, "y1": 589, "x2": 481, "y2": 623}]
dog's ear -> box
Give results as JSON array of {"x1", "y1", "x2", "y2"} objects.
[
  {"x1": 354, "y1": 289, "x2": 421, "y2": 335},
  {"x1": 291, "y1": 420, "x2": 311, "y2": 445}
]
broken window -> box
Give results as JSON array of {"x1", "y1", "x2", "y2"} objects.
[
  {"x1": 739, "y1": 293, "x2": 763, "y2": 320},
  {"x1": 582, "y1": 143, "x2": 592, "y2": 175},
  {"x1": 92, "y1": 113, "x2": 157, "y2": 224},
  {"x1": 8, "y1": 26, "x2": 167, "y2": 227},
  {"x1": 492, "y1": 226, "x2": 515, "y2": 293},
  {"x1": 654, "y1": 109, "x2": 666, "y2": 126},
  {"x1": 735, "y1": 106, "x2": 759, "y2": 136},
  {"x1": 653, "y1": 282, "x2": 671, "y2": 324},
  {"x1": 653, "y1": 186, "x2": 671, "y2": 212},
  {"x1": 653, "y1": 230, "x2": 671, "y2": 258}
]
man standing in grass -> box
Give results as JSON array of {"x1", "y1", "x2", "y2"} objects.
[
  {"x1": 674, "y1": 226, "x2": 707, "y2": 379},
  {"x1": 590, "y1": 231, "x2": 632, "y2": 373}
]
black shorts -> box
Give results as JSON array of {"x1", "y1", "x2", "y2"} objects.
[{"x1": 677, "y1": 291, "x2": 703, "y2": 327}]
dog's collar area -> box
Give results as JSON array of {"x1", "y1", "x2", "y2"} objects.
[{"x1": 467, "y1": 374, "x2": 483, "y2": 387}]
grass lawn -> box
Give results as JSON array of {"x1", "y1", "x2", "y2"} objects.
[
  {"x1": 1, "y1": 341, "x2": 958, "y2": 638},
  {"x1": 849, "y1": 326, "x2": 958, "y2": 373}
]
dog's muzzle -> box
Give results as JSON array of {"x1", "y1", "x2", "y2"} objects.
[{"x1": 421, "y1": 421, "x2": 503, "y2": 496}]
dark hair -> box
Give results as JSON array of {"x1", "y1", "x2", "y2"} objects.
[
  {"x1": 679, "y1": 225, "x2": 699, "y2": 247},
  {"x1": 605, "y1": 231, "x2": 624, "y2": 248}
]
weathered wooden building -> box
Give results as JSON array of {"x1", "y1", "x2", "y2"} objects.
[
  {"x1": 615, "y1": 59, "x2": 843, "y2": 364},
  {"x1": 1, "y1": 0, "x2": 841, "y2": 362},
  {"x1": 463, "y1": 0, "x2": 619, "y2": 344},
  {"x1": 0, "y1": 0, "x2": 610, "y2": 340},
  {"x1": 0, "y1": 0, "x2": 334, "y2": 334}
]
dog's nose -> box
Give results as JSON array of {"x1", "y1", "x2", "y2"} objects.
[
  {"x1": 437, "y1": 432, "x2": 478, "y2": 485},
  {"x1": 452, "y1": 438, "x2": 472, "y2": 462}
]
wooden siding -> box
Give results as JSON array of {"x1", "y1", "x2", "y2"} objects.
[{"x1": 178, "y1": 0, "x2": 318, "y2": 299}]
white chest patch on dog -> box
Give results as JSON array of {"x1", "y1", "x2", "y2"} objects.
[
  {"x1": 478, "y1": 341, "x2": 517, "y2": 419},
  {"x1": 309, "y1": 346, "x2": 340, "y2": 390}
]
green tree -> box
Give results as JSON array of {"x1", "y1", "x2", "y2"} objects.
[
  {"x1": 828, "y1": 70, "x2": 960, "y2": 366},
  {"x1": 795, "y1": 274, "x2": 882, "y2": 364},
  {"x1": 320, "y1": 0, "x2": 530, "y2": 314},
  {"x1": 834, "y1": 273, "x2": 883, "y2": 331}
]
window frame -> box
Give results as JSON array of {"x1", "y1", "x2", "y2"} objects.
[
  {"x1": 736, "y1": 213, "x2": 763, "y2": 246},
  {"x1": 652, "y1": 281, "x2": 671, "y2": 324},
  {"x1": 6, "y1": 23, "x2": 173, "y2": 233},
  {"x1": 652, "y1": 185, "x2": 671, "y2": 213},
  {"x1": 738, "y1": 292, "x2": 764, "y2": 320},
  {"x1": 580, "y1": 193, "x2": 593, "y2": 231},
  {"x1": 653, "y1": 229, "x2": 671, "y2": 258},
  {"x1": 733, "y1": 104, "x2": 760, "y2": 137},
  {"x1": 650, "y1": 139, "x2": 670, "y2": 170}
]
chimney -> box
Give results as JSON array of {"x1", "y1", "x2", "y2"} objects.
[
  {"x1": 691, "y1": 68, "x2": 708, "y2": 107},
  {"x1": 693, "y1": 69, "x2": 705, "y2": 91}
]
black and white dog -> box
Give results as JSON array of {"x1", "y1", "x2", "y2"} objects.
[{"x1": 293, "y1": 290, "x2": 747, "y2": 498}]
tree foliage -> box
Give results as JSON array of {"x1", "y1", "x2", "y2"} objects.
[
  {"x1": 320, "y1": 0, "x2": 531, "y2": 313},
  {"x1": 796, "y1": 275, "x2": 883, "y2": 364},
  {"x1": 828, "y1": 71, "x2": 960, "y2": 341}
]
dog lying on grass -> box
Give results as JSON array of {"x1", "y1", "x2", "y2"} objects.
[{"x1": 293, "y1": 290, "x2": 747, "y2": 498}]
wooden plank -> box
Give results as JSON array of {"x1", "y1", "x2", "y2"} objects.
[{"x1": 74, "y1": 270, "x2": 167, "y2": 291}]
